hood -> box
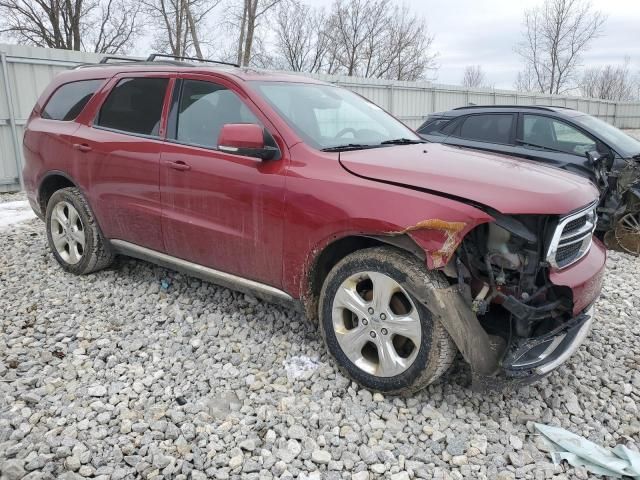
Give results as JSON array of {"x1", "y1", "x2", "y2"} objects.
[{"x1": 339, "y1": 143, "x2": 599, "y2": 215}]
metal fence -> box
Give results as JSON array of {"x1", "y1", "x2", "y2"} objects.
[{"x1": 2, "y1": 43, "x2": 640, "y2": 192}]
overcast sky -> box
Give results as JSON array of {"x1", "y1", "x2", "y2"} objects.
[{"x1": 404, "y1": 0, "x2": 640, "y2": 88}]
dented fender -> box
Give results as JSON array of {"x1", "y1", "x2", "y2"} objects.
[{"x1": 387, "y1": 219, "x2": 470, "y2": 269}]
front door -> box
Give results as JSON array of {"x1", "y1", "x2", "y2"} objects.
[
  {"x1": 159, "y1": 76, "x2": 287, "y2": 288},
  {"x1": 514, "y1": 114, "x2": 601, "y2": 181}
]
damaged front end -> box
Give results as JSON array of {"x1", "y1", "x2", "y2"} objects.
[{"x1": 430, "y1": 203, "x2": 604, "y2": 389}]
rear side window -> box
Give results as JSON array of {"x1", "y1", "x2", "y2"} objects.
[
  {"x1": 96, "y1": 78, "x2": 169, "y2": 136},
  {"x1": 42, "y1": 79, "x2": 103, "y2": 121},
  {"x1": 458, "y1": 114, "x2": 514, "y2": 144}
]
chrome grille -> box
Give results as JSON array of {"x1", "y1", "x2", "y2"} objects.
[{"x1": 547, "y1": 203, "x2": 597, "y2": 269}]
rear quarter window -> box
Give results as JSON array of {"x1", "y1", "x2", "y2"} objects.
[
  {"x1": 41, "y1": 79, "x2": 104, "y2": 121},
  {"x1": 417, "y1": 118, "x2": 451, "y2": 136}
]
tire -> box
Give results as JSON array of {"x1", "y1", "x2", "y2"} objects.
[
  {"x1": 319, "y1": 246, "x2": 457, "y2": 394},
  {"x1": 45, "y1": 187, "x2": 114, "y2": 274}
]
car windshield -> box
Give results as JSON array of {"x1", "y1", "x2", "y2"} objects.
[
  {"x1": 573, "y1": 114, "x2": 640, "y2": 158},
  {"x1": 250, "y1": 81, "x2": 420, "y2": 150}
]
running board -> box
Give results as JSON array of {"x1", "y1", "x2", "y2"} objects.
[{"x1": 110, "y1": 239, "x2": 295, "y2": 305}]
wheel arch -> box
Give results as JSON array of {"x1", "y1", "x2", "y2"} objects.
[
  {"x1": 302, "y1": 233, "x2": 428, "y2": 322},
  {"x1": 38, "y1": 171, "x2": 79, "y2": 215}
]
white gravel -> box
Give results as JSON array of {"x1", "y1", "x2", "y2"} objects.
[{"x1": 1, "y1": 192, "x2": 639, "y2": 480}]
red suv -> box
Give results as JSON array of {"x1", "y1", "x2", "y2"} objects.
[{"x1": 23, "y1": 56, "x2": 606, "y2": 393}]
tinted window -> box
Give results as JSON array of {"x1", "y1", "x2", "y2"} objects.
[
  {"x1": 175, "y1": 80, "x2": 260, "y2": 148},
  {"x1": 458, "y1": 114, "x2": 513, "y2": 144},
  {"x1": 97, "y1": 78, "x2": 168, "y2": 136},
  {"x1": 417, "y1": 118, "x2": 450, "y2": 135},
  {"x1": 523, "y1": 115, "x2": 597, "y2": 156},
  {"x1": 42, "y1": 79, "x2": 103, "y2": 121}
]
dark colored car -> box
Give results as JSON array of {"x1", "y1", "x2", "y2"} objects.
[
  {"x1": 418, "y1": 106, "x2": 640, "y2": 254},
  {"x1": 23, "y1": 55, "x2": 606, "y2": 393}
]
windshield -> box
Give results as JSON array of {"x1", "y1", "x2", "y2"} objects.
[
  {"x1": 573, "y1": 114, "x2": 640, "y2": 157},
  {"x1": 251, "y1": 81, "x2": 420, "y2": 150}
]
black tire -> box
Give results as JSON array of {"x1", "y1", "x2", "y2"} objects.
[
  {"x1": 319, "y1": 246, "x2": 457, "y2": 394},
  {"x1": 45, "y1": 187, "x2": 114, "y2": 274}
]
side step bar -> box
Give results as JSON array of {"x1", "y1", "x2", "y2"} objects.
[{"x1": 110, "y1": 240, "x2": 295, "y2": 305}]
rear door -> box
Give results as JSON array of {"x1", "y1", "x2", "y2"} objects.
[
  {"x1": 159, "y1": 74, "x2": 288, "y2": 287},
  {"x1": 71, "y1": 73, "x2": 173, "y2": 252},
  {"x1": 442, "y1": 113, "x2": 519, "y2": 156}
]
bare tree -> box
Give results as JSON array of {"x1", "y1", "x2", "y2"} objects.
[
  {"x1": 0, "y1": 0, "x2": 142, "y2": 53},
  {"x1": 580, "y1": 58, "x2": 638, "y2": 101},
  {"x1": 515, "y1": 0, "x2": 605, "y2": 94},
  {"x1": 273, "y1": 1, "x2": 329, "y2": 72},
  {"x1": 462, "y1": 65, "x2": 487, "y2": 88},
  {"x1": 320, "y1": 0, "x2": 437, "y2": 80},
  {"x1": 91, "y1": 0, "x2": 144, "y2": 54},
  {"x1": 142, "y1": 0, "x2": 220, "y2": 58},
  {"x1": 235, "y1": 0, "x2": 284, "y2": 67},
  {"x1": 382, "y1": 3, "x2": 437, "y2": 81}
]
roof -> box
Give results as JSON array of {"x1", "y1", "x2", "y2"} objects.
[
  {"x1": 65, "y1": 54, "x2": 329, "y2": 85},
  {"x1": 435, "y1": 105, "x2": 585, "y2": 118}
]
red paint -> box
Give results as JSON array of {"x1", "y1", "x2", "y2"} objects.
[
  {"x1": 549, "y1": 237, "x2": 607, "y2": 316},
  {"x1": 218, "y1": 123, "x2": 265, "y2": 149},
  {"x1": 340, "y1": 143, "x2": 599, "y2": 215},
  {"x1": 23, "y1": 65, "x2": 605, "y2": 316}
]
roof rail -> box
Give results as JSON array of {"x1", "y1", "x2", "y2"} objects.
[
  {"x1": 146, "y1": 53, "x2": 239, "y2": 68},
  {"x1": 99, "y1": 55, "x2": 142, "y2": 64},
  {"x1": 452, "y1": 104, "x2": 574, "y2": 112}
]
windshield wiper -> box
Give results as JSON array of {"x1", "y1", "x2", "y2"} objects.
[
  {"x1": 321, "y1": 143, "x2": 380, "y2": 152},
  {"x1": 380, "y1": 138, "x2": 425, "y2": 145}
]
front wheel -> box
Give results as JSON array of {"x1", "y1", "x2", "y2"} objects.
[{"x1": 319, "y1": 246, "x2": 457, "y2": 394}]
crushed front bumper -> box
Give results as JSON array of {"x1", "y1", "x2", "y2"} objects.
[
  {"x1": 471, "y1": 305, "x2": 595, "y2": 390},
  {"x1": 503, "y1": 304, "x2": 595, "y2": 378}
]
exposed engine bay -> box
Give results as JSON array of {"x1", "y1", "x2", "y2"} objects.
[{"x1": 442, "y1": 211, "x2": 595, "y2": 382}]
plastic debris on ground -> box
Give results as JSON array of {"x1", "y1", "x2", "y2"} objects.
[
  {"x1": 535, "y1": 423, "x2": 640, "y2": 479},
  {"x1": 283, "y1": 355, "x2": 322, "y2": 382}
]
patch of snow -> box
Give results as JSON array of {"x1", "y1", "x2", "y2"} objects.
[
  {"x1": 283, "y1": 355, "x2": 322, "y2": 381},
  {"x1": 0, "y1": 200, "x2": 37, "y2": 231}
]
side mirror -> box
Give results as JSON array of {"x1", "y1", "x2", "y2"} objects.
[
  {"x1": 586, "y1": 150, "x2": 605, "y2": 165},
  {"x1": 218, "y1": 124, "x2": 279, "y2": 160}
]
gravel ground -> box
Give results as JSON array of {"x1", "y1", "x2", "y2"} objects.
[{"x1": 1, "y1": 192, "x2": 639, "y2": 480}]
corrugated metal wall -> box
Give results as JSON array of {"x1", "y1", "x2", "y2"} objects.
[{"x1": 2, "y1": 43, "x2": 640, "y2": 192}]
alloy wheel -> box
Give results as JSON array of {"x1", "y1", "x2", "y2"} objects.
[
  {"x1": 331, "y1": 271, "x2": 421, "y2": 377},
  {"x1": 50, "y1": 201, "x2": 86, "y2": 264}
]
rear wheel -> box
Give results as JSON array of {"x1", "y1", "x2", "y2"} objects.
[
  {"x1": 45, "y1": 187, "x2": 114, "y2": 274},
  {"x1": 319, "y1": 247, "x2": 457, "y2": 394}
]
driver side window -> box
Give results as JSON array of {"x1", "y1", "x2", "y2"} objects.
[
  {"x1": 522, "y1": 115, "x2": 597, "y2": 156},
  {"x1": 175, "y1": 80, "x2": 260, "y2": 149}
]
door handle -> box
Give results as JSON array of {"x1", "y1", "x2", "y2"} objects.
[
  {"x1": 164, "y1": 160, "x2": 192, "y2": 171},
  {"x1": 73, "y1": 143, "x2": 92, "y2": 153}
]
